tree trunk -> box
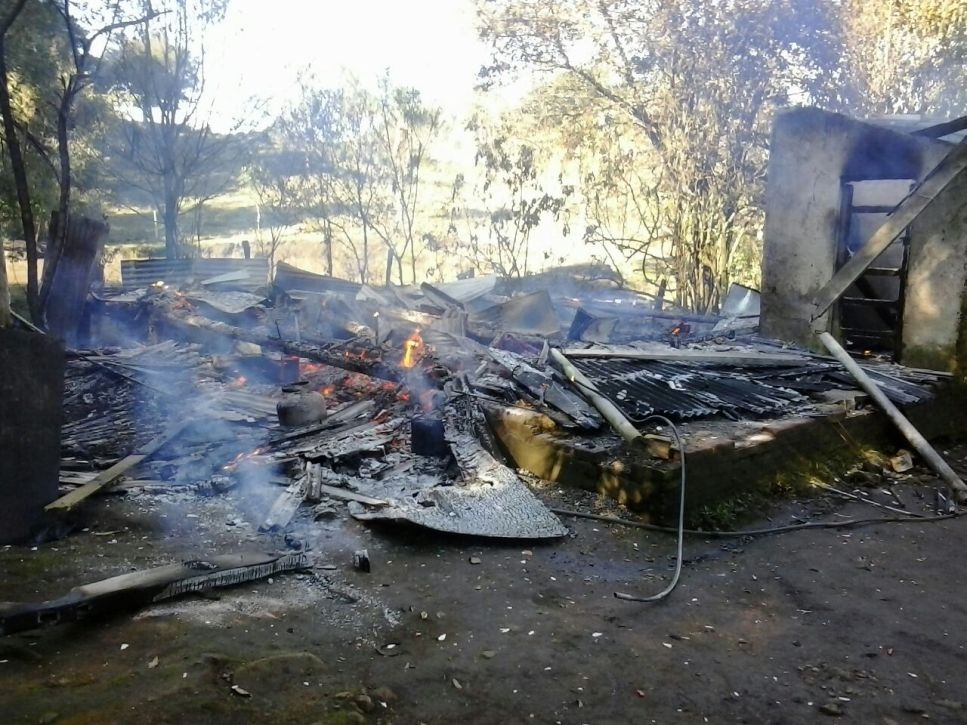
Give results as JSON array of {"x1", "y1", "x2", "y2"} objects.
[
  {"x1": 42, "y1": 214, "x2": 109, "y2": 347},
  {"x1": 163, "y1": 191, "x2": 179, "y2": 259},
  {"x1": 43, "y1": 85, "x2": 74, "y2": 314},
  {"x1": 361, "y1": 224, "x2": 369, "y2": 284},
  {"x1": 323, "y1": 220, "x2": 333, "y2": 276},
  {"x1": 384, "y1": 246, "x2": 394, "y2": 287},
  {"x1": 0, "y1": 34, "x2": 39, "y2": 322}
]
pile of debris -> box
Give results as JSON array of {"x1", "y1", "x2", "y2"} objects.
[{"x1": 42, "y1": 263, "x2": 945, "y2": 546}]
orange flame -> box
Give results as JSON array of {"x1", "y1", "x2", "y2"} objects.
[
  {"x1": 223, "y1": 446, "x2": 268, "y2": 471},
  {"x1": 228, "y1": 376, "x2": 247, "y2": 389},
  {"x1": 401, "y1": 330, "x2": 424, "y2": 369}
]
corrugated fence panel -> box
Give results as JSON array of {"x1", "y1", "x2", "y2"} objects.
[
  {"x1": 193, "y1": 258, "x2": 269, "y2": 288},
  {"x1": 120, "y1": 259, "x2": 192, "y2": 289},
  {"x1": 120, "y1": 258, "x2": 269, "y2": 291}
]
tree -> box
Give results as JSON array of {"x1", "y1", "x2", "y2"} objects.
[
  {"x1": 833, "y1": 0, "x2": 967, "y2": 117},
  {"x1": 478, "y1": 0, "x2": 967, "y2": 310},
  {"x1": 475, "y1": 0, "x2": 837, "y2": 311},
  {"x1": 447, "y1": 112, "x2": 572, "y2": 280},
  {"x1": 0, "y1": 0, "x2": 43, "y2": 319},
  {"x1": 247, "y1": 129, "x2": 303, "y2": 274},
  {"x1": 374, "y1": 74, "x2": 442, "y2": 285},
  {"x1": 41, "y1": 1, "x2": 158, "y2": 310},
  {"x1": 277, "y1": 79, "x2": 388, "y2": 284},
  {"x1": 102, "y1": 0, "x2": 237, "y2": 258},
  {"x1": 276, "y1": 74, "x2": 443, "y2": 285},
  {"x1": 0, "y1": 1, "x2": 155, "y2": 321}
]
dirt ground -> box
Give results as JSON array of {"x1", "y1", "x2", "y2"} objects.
[{"x1": 3, "y1": 443, "x2": 967, "y2": 725}]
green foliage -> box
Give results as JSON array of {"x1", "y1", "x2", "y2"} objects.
[
  {"x1": 271, "y1": 72, "x2": 444, "y2": 285},
  {"x1": 99, "y1": 0, "x2": 240, "y2": 258},
  {"x1": 0, "y1": 0, "x2": 70, "y2": 238},
  {"x1": 475, "y1": 0, "x2": 965, "y2": 311},
  {"x1": 449, "y1": 112, "x2": 573, "y2": 279}
]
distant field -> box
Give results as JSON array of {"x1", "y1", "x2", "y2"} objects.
[{"x1": 4, "y1": 180, "x2": 649, "y2": 302}]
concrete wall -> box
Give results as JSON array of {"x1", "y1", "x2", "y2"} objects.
[
  {"x1": 903, "y1": 167, "x2": 967, "y2": 371},
  {"x1": 760, "y1": 107, "x2": 951, "y2": 349}
]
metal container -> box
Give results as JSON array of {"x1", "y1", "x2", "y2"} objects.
[{"x1": 276, "y1": 381, "x2": 327, "y2": 427}]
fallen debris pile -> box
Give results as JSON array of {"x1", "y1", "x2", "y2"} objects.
[{"x1": 38, "y1": 264, "x2": 955, "y2": 551}]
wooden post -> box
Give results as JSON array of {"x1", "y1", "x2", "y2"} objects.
[
  {"x1": 818, "y1": 331, "x2": 967, "y2": 501},
  {"x1": 549, "y1": 348, "x2": 645, "y2": 448},
  {"x1": 0, "y1": 244, "x2": 10, "y2": 328},
  {"x1": 41, "y1": 213, "x2": 109, "y2": 345}
]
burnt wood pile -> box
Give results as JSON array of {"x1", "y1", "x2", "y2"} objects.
[{"x1": 43, "y1": 264, "x2": 948, "y2": 542}]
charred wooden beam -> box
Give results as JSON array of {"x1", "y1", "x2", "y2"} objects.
[
  {"x1": 46, "y1": 419, "x2": 192, "y2": 512},
  {"x1": 911, "y1": 115, "x2": 967, "y2": 139},
  {"x1": 487, "y1": 348, "x2": 602, "y2": 430},
  {"x1": 259, "y1": 478, "x2": 306, "y2": 532},
  {"x1": 155, "y1": 307, "x2": 440, "y2": 388},
  {"x1": 0, "y1": 552, "x2": 308, "y2": 636}
]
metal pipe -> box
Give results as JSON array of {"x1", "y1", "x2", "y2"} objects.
[
  {"x1": 549, "y1": 348, "x2": 644, "y2": 448},
  {"x1": 818, "y1": 331, "x2": 967, "y2": 501}
]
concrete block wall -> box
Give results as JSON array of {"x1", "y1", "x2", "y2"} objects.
[{"x1": 760, "y1": 107, "x2": 964, "y2": 371}]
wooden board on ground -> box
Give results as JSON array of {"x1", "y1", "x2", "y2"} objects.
[{"x1": 46, "y1": 419, "x2": 193, "y2": 512}]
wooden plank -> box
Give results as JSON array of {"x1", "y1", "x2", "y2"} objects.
[
  {"x1": 912, "y1": 115, "x2": 967, "y2": 139},
  {"x1": 811, "y1": 137, "x2": 967, "y2": 319},
  {"x1": 46, "y1": 419, "x2": 192, "y2": 512},
  {"x1": 317, "y1": 484, "x2": 387, "y2": 507},
  {"x1": 818, "y1": 331, "x2": 967, "y2": 501},
  {"x1": 259, "y1": 478, "x2": 305, "y2": 531}
]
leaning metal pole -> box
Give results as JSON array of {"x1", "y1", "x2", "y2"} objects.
[
  {"x1": 549, "y1": 348, "x2": 645, "y2": 448},
  {"x1": 818, "y1": 331, "x2": 967, "y2": 502}
]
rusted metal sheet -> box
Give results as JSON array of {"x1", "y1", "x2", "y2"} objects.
[{"x1": 120, "y1": 258, "x2": 268, "y2": 291}]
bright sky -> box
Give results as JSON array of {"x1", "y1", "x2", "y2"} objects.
[{"x1": 204, "y1": 0, "x2": 489, "y2": 130}]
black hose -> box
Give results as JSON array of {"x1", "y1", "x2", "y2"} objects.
[
  {"x1": 551, "y1": 507, "x2": 958, "y2": 537},
  {"x1": 613, "y1": 414, "x2": 686, "y2": 603}
]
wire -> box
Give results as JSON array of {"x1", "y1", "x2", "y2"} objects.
[
  {"x1": 613, "y1": 414, "x2": 686, "y2": 603},
  {"x1": 551, "y1": 358, "x2": 689, "y2": 602},
  {"x1": 550, "y1": 506, "x2": 957, "y2": 537},
  {"x1": 551, "y1": 351, "x2": 960, "y2": 602}
]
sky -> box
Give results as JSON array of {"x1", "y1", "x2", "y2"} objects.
[{"x1": 204, "y1": 0, "x2": 490, "y2": 130}]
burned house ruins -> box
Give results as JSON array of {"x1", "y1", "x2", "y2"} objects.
[{"x1": 1, "y1": 109, "x2": 967, "y2": 642}]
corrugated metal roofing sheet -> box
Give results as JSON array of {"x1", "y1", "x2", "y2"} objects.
[
  {"x1": 572, "y1": 358, "x2": 806, "y2": 421},
  {"x1": 571, "y1": 356, "x2": 935, "y2": 422}
]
